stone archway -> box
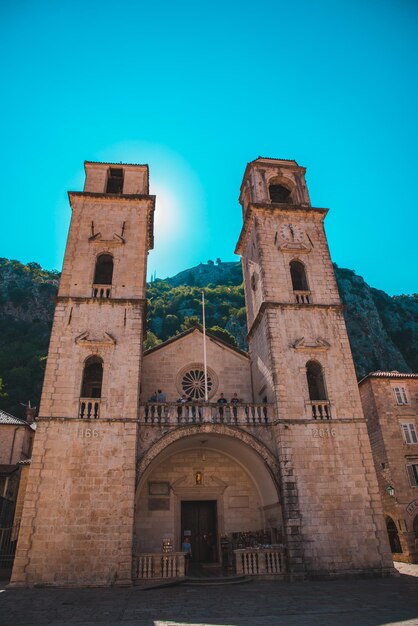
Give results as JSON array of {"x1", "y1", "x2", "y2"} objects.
[
  {"x1": 137, "y1": 423, "x2": 280, "y2": 486},
  {"x1": 134, "y1": 425, "x2": 282, "y2": 557}
]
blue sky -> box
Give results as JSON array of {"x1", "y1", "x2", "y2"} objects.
[{"x1": 1, "y1": 0, "x2": 417, "y2": 295}]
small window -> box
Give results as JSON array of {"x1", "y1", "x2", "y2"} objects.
[
  {"x1": 251, "y1": 273, "x2": 258, "y2": 291},
  {"x1": 94, "y1": 254, "x2": 114, "y2": 285},
  {"x1": 402, "y1": 423, "x2": 418, "y2": 444},
  {"x1": 269, "y1": 184, "x2": 291, "y2": 203},
  {"x1": 406, "y1": 464, "x2": 418, "y2": 487},
  {"x1": 106, "y1": 168, "x2": 124, "y2": 194},
  {"x1": 394, "y1": 386, "x2": 408, "y2": 405},
  {"x1": 81, "y1": 356, "x2": 103, "y2": 398}
]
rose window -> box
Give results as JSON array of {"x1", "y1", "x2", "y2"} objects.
[{"x1": 181, "y1": 369, "x2": 213, "y2": 400}]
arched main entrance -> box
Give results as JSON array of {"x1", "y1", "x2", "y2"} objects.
[{"x1": 134, "y1": 429, "x2": 282, "y2": 567}]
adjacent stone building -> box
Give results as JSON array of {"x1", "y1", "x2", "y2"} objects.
[
  {"x1": 10, "y1": 157, "x2": 394, "y2": 587},
  {"x1": 0, "y1": 408, "x2": 35, "y2": 527},
  {"x1": 359, "y1": 371, "x2": 418, "y2": 563}
]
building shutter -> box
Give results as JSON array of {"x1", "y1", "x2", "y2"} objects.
[
  {"x1": 406, "y1": 464, "x2": 418, "y2": 487},
  {"x1": 403, "y1": 424, "x2": 412, "y2": 444}
]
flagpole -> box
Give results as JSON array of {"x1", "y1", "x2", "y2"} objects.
[{"x1": 202, "y1": 289, "x2": 208, "y2": 402}]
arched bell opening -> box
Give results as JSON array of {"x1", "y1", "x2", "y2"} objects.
[
  {"x1": 269, "y1": 183, "x2": 292, "y2": 203},
  {"x1": 134, "y1": 431, "x2": 282, "y2": 564}
]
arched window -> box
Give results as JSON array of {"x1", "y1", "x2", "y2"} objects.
[
  {"x1": 413, "y1": 514, "x2": 418, "y2": 539},
  {"x1": 81, "y1": 356, "x2": 103, "y2": 398},
  {"x1": 306, "y1": 361, "x2": 327, "y2": 401},
  {"x1": 269, "y1": 183, "x2": 291, "y2": 203},
  {"x1": 290, "y1": 260, "x2": 309, "y2": 291},
  {"x1": 93, "y1": 254, "x2": 114, "y2": 285},
  {"x1": 386, "y1": 517, "x2": 402, "y2": 553}
]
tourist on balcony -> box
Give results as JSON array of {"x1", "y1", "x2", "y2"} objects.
[
  {"x1": 217, "y1": 393, "x2": 228, "y2": 421},
  {"x1": 230, "y1": 392, "x2": 241, "y2": 422},
  {"x1": 156, "y1": 389, "x2": 166, "y2": 402},
  {"x1": 156, "y1": 389, "x2": 166, "y2": 417},
  {"x1": 176, "y1": 394, "x2": 187, "y2": 422}
]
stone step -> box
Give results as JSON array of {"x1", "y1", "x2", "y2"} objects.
[{"x1": 183, "y1": 574, "x2": 252, "y2": 586}]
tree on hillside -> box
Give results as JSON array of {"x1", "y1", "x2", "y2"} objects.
[
  {"x1": 208, "y1": 326, "x2": 238, "y2": 348},
  {"x1": 143, "y1": 331, "x2": 162, "y2": 351},
  {"x1": 181, "y1": 316, "x2": 201, "y2": 332}
]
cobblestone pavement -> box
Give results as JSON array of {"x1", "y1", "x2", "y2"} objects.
[{"x1": 1, "y1": 564, "x2": 418, "y2": 626}]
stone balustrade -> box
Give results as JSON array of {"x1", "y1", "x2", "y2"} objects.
[
  {"x1": 92, "y1": 283, "x2": 112, "y2": 299},
  {"x1": 294, "y1": 290, "x2": 311, "y2": 304},
  {"x1": 139, "y1": 402, "x2": 272, "y2": 426},
  {"x1": 133, "y1": 552, "x2": 185, "y2": 580},
  {"x1": 79, "y1": 398, "x2": 101, "y2": 419},
  {"x1": 234, "y1": 547, "x2": 285, "y2": 576},
  {"x1": 307, "y1": 400, "x2": 331, "y2": 419}
]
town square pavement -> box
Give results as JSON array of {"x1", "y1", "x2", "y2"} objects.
[{"x1": 1, "y1": 563, "x2": 418, "y2": 626}]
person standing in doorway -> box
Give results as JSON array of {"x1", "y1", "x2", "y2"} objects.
[{"x1": 182, "y1": 536, "x2": 192, "y2": 574}]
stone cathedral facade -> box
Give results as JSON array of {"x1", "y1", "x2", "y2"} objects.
[{"x1": 10, "y1": 158, "x2": 394, "y2": 587}]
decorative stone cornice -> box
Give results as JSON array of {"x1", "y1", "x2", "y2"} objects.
[{"x1": 55, "y1": 296, "x2": 146, "y2": 305}]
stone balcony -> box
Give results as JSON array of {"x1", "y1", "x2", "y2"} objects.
[
  {"x1": 79, "y1": 398, "x2": 101, "y2": 419},
  {"x1": 91, "y1": 283, "x2": 111, "y2": 298},
  {"x1": 138, "y1": 402, "x2": 273, "y2": 427}
]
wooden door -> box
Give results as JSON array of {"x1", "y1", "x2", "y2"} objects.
[{"x1": 181, "y1": 500, "x2": 217, "y2": 562}]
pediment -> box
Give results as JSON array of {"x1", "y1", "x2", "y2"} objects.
[
  {"x1": 278, "y1": 241, "x2": 311, "y2": 253},
  {"x1": 292, "y1": 336, "x2": 330, "y2": 351},
  {"x1": 88, "y1": 233, "x2": 125, "y2": 245},
  {"x1": 75, "y1": 331, "x2": 116, "y2": 346}
]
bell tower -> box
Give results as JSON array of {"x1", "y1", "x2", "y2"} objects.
[
  {"x1": 236, "y1": 157, "x2": 393, "y2": 578},
  {"x1": 11, "y1": 162, "x2": 155, "y2": 587}
]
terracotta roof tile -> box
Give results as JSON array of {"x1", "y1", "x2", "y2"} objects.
[
  {"x1": 359, "y1": 371, "x2": 418, "y2": 384},
  {"x1": 0, "y1": 409, "x2": 28, "y2": 426}
]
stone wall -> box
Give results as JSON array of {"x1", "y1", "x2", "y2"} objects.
[
  {"x1": 265, "y1": 307, "x2": 362, "y2": 421},
  {"x1": 276, "y1": 419, "x2": 393, "y2": 575},
  {"x1": 0, "y1": 426, "x2": 30, "y2": 465},
  {"x1": 39, "y1": 300, "x2": 143, "y2": 420},
  {"x1": 11, "y1": 419, "x2": 137, "y2": 587},
  {"x1": 59, "y1": 197, "x2": 151, "y2": 300}
]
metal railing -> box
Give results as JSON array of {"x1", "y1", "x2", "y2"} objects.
[
  {"x1": 139, "y1": 402, "x2": 272, "y2": 426},
  {"x1": 0, "y1": 522, "x2": 20, "y2": 571},
  {"x1": 79, "y1": 398, "x2": 101, "y2": 419}
]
